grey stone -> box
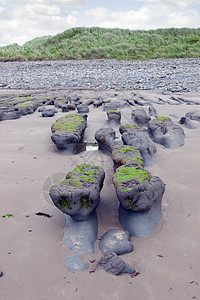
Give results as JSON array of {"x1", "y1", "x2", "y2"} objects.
[
  {"x1": 49, "y1": 164, "x2": 105, "y2": 221},
  {"x1": 149, "y1": 106, "x2": 157, "y2": 117},
  {"x1": 96, "y1": 251, "x2": 136, "y2": 276},
  {"x1": 77, "y1": 105, "x2": 89, "y2": 113},
  {"x1": 14, "y1": 101, "x2": 38, "y2": 116},
  {"x1": 148, "y1": 117, "x2": 185, "y2": 148},
  {"x1": 99, "y1": 229, "x2": 133, "y2": 255},
  {"x1": 0, "y1": 111, "x2": 20, "y2": 121},
  {"x1": 95, "y1": 128, "x2": 123, "y2": 156},
  {"x1": 178, "y1": 117, "x2": 195, "y2": 129},
  {"x1": 51, "y1": 114, "x2": 87, "y2": 153},
  {"x1": 107, "y1": 110, "x2": 121, "y2": 127},
  {"x1": 131, "y1": 109, "x2": 151, "y2": 126},
  {"x1": 190, "y1": 111, "x2": 200, "y2": 122},
  {"x1": 42, "y1": 109, "x2": 56, "y2": 117},
  {"x1": 0, "y1": 270, "x2": 3, "y2": 277},
  {"x1": 120, "y1": 125, "x2": 156, "y2": 166}
]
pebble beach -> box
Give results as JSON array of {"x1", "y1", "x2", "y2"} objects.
[{"x1": 0, "y1": 58, "x2": 200, "y2": 92}]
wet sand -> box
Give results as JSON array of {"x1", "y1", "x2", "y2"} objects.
[{"x1": 0, "y1": 89, "x2": 200, "y2": 300}]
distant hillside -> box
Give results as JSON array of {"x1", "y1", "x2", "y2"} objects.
[{"x1": 0, "y1": 27, "x2": 200, "y2": 61}]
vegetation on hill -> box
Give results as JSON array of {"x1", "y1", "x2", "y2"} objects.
[{"x1": 0, "y1": 27, "x2": 200, "y2": 61}]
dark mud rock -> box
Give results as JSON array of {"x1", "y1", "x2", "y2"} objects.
[
  {"x1": 186, "y1": 111, "x2": 200, "y2": 122},
  {"x1": 148, "y1": 116, "x2": 185, "y2": 148},
  {"x1": 178, "y1": 117, "x2": 195, "y2": 129},
  {"x1": 107, "y1": 110, "x2": 121, "y2": 127},
  {"x1": 95, "y1": 128, "x2": 123, "y2": 156},
  {"x1": 93, "y1": 100, "x2": 103, "y2": 108},
  {"x1": 120, "y1": 125, "x2": 156, "y2": 166},
  {"x1": 77, "y1": 105, "x2": 89, "y2": 113},
  {"x1": 38, "y1": 106, "x2": 46, "y2": 112},
  {"x1": 0, "y1": 111, "x2": 20, "y2": 121},
  {"x1": 49, "y1": 164, "x2": 105, "y2": 221},
  {"x1": 112, "y1": 145, "x2": 144, "y2": 170},
  {"x1": 131, "y1": 109, "x2": 151, "y2": 126},
  {"x1": 99, "y1": 229, "x2": 133, "y2": 255},
  {"x1": 80, "y1": 99, "x2": 94, "y2": 106},
  {"x1": 67, "y1": 102, "x2": 76, "y2": 111},
  {"x1": 113, "y1": 164, "x2": 165, "y2": 238},
  {"x1": 61, "y1": 105, "x2": 69, "y2": 112},
  {"x1": 51, "y1": 114, "x2": 87, "y2": 153},
  {"x1": 42, "y1": 109, "x2": 57, "y2": 117},
  {"x1": 96, "y1": 251, "x2": 136, "y2": 276},
  {"x1": 149, "y1": 106, "x2": 157, "y2": 117},
  {"x1": 14, "y1": 101, "x2": 38, "y2": 116},
  {"x1": 54, "y1": 100, "x2": 67, "y2": 109},
  {"x1": 103, "y1": 104, "x2": 118, "y2": 112}
]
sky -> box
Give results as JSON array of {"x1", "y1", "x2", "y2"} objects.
[{"x1": 0, "y1": 0, "x2": 200, "y2": 46}]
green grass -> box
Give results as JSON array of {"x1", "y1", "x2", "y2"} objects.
[{"x1": 0, "y1": 27, "x2": 200, "y2": 61}]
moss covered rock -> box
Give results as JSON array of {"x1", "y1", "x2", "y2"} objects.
[
  {"x1": 14, "y1": 101, "x2": 38, "y2": 116},
  {"x1": 113, "y1": 164, "x2": 165, "y2": 212},
  {"x1": 51, "y1": 114, "x2": 87, "y2": 153},
  {"x1": 112, "y1": 145, "x2": 144, "y2": 169},
  {"x1": 49, "y1": 164, "x2": 105, "y2": 221}
]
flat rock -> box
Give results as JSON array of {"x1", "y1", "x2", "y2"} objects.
[
  {"x1": 96, "y1": 251, "x2": 136, "y2": 276},
  {"x1": 99, "y1": 229, "x2": 133, "y2": 255}
]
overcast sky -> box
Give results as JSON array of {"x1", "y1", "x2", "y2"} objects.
[{"x1": 0, "y1": 0, "x2": 200, "y2": 46}]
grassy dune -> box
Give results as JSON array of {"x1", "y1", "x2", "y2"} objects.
[{"x1": 0, "y1": 27, "x2": 200, "y2": 61}]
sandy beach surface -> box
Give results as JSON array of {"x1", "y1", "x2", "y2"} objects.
[{"x1": 0, "y1": 89, "x2": 200, "y2": 300}]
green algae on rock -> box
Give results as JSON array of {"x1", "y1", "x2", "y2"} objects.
[
  {"x1": 51, "y1": 114, "x2": 87, "y2": 152},
  {"x1": 112, "y1": 145, "x2": 144, "y2": 169},
  {"x1": 49, "y1": 164, "x2": 105, "y2": 221}
]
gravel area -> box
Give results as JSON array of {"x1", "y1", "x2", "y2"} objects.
[{"x1": 0, "y1": 58, "x2": 200, "y2": 92}]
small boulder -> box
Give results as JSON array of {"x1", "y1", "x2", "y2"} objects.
[
  {"x1": 107, "y1": 110, "x2": 121, "y2": 127},
  {"x1": 51, "y1": 114, "x2": 87, "y2": 153},
  {"x1": 77, "y1": 105, "x2": 89, "y2": 113},
  {"x1": 96, "y1": 251, "x2": 136, "y2": 276},
  {"x1": 42, "y1": 109, "x2": 56, "y2": 117},
  {"x1": 148, "y1": 116, "x2": 185, "y2": 148},
  {"x1": 131, "y1": 109, "x2": 151, "y2": 126},
  {"x1": 49, "y1": 164, "x2": 105, "y2": 221},
  {"x1": 99, "y1": 229, "x2": 133, "y2": 255},
  {"x1": 14, "y1": 101, "x2": 38, "y2": 116},
  {"x1": 0, "y1": 111, "x2": 20, "y2": 121},
  {"x1": 149, "y1": 106, "x2": 157, "y2": 117},
  {"x1": 95, "y1": 128, "x2": 123, "y2": 156},
  {"x1": 178, "y1": 117, "x2": 195, "y2": 129}
]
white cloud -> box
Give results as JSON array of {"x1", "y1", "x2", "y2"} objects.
[
  {"x1": 84, "y1": 4, "x2": 200, "y2": 29},
  {"x1": 6, "y1": 0, "x2": 87, "y2": 9},
  {"x1": 0, "y1": 2, "x2": 77, "y2": 46}
]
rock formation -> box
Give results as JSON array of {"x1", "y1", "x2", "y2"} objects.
[
  {"x1": 51, "y1": 114, "x2": 87, "y2": 153},
  {"x1": 148, "y1": 116, "x2": 185, "y2": 148}
]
